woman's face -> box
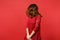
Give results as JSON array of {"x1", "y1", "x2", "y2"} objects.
[{"x1": 29, "y1": 7, "x2": 38, "y2": 17}]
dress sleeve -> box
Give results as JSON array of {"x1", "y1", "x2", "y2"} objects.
[
  {"x1": 26, "y1": 18, "x2": 29, "y2": 28},
  {"x1": 33, "y1": 16, "x2": 41, "y2": 32}
]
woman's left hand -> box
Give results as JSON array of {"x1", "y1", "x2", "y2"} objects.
[
  {"x1": 26, "y1": 35, "x2": 31, "y2": 40},
  {"x1": 28, "y1": 39, "x2": 32, "y2": 40}
]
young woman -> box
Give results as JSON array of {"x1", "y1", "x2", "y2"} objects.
[{"x1": 24, "y1": 4, "x2": 42, "y2": 40}]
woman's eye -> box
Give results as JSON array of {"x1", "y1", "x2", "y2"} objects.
[{"x1": 30, "y1": 9, "x2": 33, "y2": 11}]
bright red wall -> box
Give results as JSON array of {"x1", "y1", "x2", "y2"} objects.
[{"x1": 0, "y1": 0, "x2": 60, "y2": 40}]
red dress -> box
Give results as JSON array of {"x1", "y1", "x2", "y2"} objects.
[{"x1": 25, "y1": 15, "x2": 41, "y2": 40}]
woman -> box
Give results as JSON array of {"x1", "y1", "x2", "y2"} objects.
[{"x1": 24, "y1": 4, "x2": 42, "y2": 40}]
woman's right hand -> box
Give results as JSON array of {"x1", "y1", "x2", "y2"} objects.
[
  {"x1": 26, "y1": 35, "x2": 32, "y2": 40},
  {"x1": 28, "y1": 38, "x2": 32, "y2": 40}
]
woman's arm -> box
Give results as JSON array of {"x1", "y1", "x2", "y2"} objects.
[
  {"x1": 26, "y1": 27, "x2": 32, "y2": 40},
  {"x1": 26, "y1": 27, "x2": 29, "y2": 36},
  {"x1": 29, "y1": 30, "x2": 35, "y2": 38}
]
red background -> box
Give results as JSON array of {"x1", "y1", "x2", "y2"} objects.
[{"x1": 0, "y1": 0, "x2": 60, "y2": 40}]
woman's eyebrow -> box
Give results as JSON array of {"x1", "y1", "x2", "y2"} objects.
[{"x1": 30, "y1": 8, "x2": 33, "y2": 9}]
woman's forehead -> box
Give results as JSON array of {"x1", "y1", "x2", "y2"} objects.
[{"x1": 29, "y1": 7, "x2": 36, "y2": 10}]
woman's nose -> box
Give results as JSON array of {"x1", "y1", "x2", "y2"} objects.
[{"x1": 32, "y1": 11, "x2": 35, "y2": 14}]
